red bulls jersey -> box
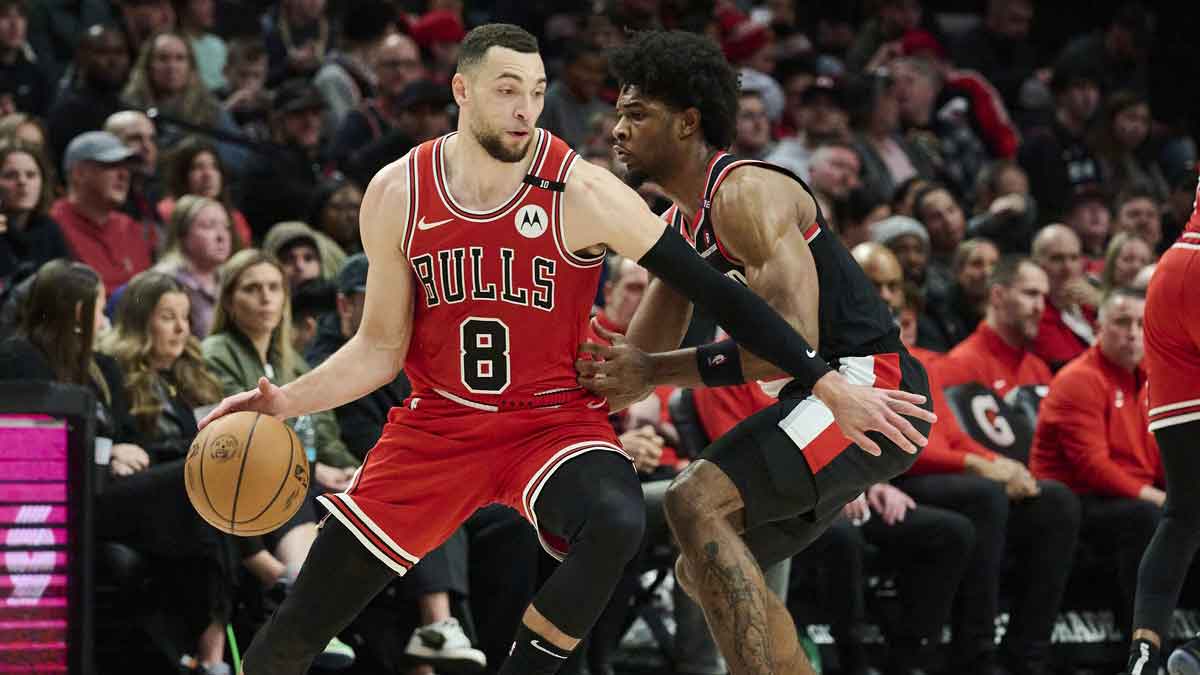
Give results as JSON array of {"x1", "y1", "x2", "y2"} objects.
[{"x1": 401, "y1": 129, "x2": 607, "y2": 412}]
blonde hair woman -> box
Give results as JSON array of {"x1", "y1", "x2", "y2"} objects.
[
  {"x1": 154, "y1": 195, "x2": 236, "y2": 338},
  {"x1": 201, "y1": 250, "x2": 358, "y2": 667}
]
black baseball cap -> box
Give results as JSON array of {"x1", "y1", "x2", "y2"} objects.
[
  {"x1": 274, "y1": 78, "x2": 327, "y2": 115},
  {"x1": 337, "y1": 253, "x2": 368, "y2": 295},
  {"x1": 395, "y1": 80, "x2": 452, "y2": 110}
]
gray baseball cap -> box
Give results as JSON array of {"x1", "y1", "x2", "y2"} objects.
[
  {"x1": 63, "y1": 131, "x2": 137, "y2": 172},
  {"x1": 337, "y1": 253, "x2": 368, "y2": 295}
]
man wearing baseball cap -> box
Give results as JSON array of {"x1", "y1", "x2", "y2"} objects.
[{"x1": 49, "y1": 130, "x2": 154, "y2": 293}]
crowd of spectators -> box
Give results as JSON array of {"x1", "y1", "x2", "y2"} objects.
[{"x1": 0, "y1": 0, "x2": 1198, "y2": 673}]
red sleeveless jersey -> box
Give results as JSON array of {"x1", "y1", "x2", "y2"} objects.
[{"x1": 401, "y1": 129, "x2": 606, "y2": 412}]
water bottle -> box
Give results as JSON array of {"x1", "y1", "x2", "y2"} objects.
[{"x1": 294, "y1": 415, "x2": 317, "y2": 463}]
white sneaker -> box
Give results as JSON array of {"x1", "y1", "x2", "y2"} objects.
[
  {"x1": 404, "y1": 617, "x2": 487, "y2": 673},
  {"x1": 312, "y1": 636, "x2": 356, "y2": 671}
]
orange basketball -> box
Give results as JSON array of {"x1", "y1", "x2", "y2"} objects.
[{"x1": 184, "y1": 411, "x2": 310, "y2": 536}]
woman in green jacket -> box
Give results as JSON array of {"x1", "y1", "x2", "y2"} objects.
[{"x1": 202, "y1": 248, "x2": 358, "y2": 669}]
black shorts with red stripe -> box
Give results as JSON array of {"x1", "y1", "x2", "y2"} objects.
[{"x1": 701, "y1": 342, "x2": 931, "y2": 567}]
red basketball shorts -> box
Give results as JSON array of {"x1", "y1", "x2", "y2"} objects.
[
  {"x1": 315, "y1": 395, "x2": 628, "y2": 575},
  {"x1": 1146, "y1": 236, "x2": 1200, "y2": 432}
]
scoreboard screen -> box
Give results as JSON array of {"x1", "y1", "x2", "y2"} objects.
[{"x1": 0, "y1": 383, "x2": 95, "y2": 674}]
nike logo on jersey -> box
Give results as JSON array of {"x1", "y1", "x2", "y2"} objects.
[
  {"x1": 530, "y1": 640, "x2": 567, "y2": 659},
  {"x1": 417, "y1": 217, "x2": 455, "y2": 231},
  {"x1": 806, "y1": 349, "x2": 817, "y2": 358}
]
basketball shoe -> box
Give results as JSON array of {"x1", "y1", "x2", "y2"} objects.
[{"x1": 404, "y1": 617, "x2": 487, "y2": 673}]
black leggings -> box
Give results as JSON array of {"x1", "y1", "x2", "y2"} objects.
[
  {"x1": 1133, "y1": 421, "x2": 1200, "y2": 637},
  {"x1": 242, "y1": 450, "x2": 644, "y2": 674}
]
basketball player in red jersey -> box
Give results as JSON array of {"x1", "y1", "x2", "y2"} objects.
[
  {"x1": 1126, "y1": 176, "x2": 1200, "y2": 675},
  {"x1": 201, "y1": 25, "x2": 932, "y2": 675},
  {"x1": 575, "y1": 31, "x2": 938, "y2": 674}
]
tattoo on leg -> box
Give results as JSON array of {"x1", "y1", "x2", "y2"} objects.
[{"x1": 698, "y1": 541, "x2": 774, "y2": 673}]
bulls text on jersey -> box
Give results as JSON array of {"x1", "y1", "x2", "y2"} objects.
[{"x1": 410, "y1": 246, "x2": 557, "y2": 312}]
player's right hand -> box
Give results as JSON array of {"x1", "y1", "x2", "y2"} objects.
[
  {"x1": 813, "y1": 371, "x2": 936, "y2": 456},
  {"x1": 198, "y1": 377, "x2": 290, "y2": 430}
]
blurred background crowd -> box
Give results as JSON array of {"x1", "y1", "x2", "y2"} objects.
[{"x1": 1, "y1": 0, "x2": 1198, "y2": 674}]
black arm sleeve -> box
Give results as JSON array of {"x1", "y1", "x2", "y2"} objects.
[{"x1": 637, "y1": 226, "x2": 832, "y2": 390}]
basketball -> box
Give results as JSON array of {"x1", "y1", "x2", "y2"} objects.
[{"x1": 184, "y1": 411, "x2": 310, "y2": 536}]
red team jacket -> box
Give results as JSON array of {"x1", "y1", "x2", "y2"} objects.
[
  {"x1": 906, "y1": 346, "x2": 1000, "y2": 475},
  {"x1": 934, "y1": 322, "x2": 1053, "y2": 398},
  {"x1": 1031, "y1": 346, "x2": 1164, "y2": 498}
]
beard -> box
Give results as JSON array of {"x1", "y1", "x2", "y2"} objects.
[
  {"x1": 622, "y1": 166, "x2": 649, "y2": 189},
  {"x1": 474, "y1": 124, "x2": 530, "y2": 163}
]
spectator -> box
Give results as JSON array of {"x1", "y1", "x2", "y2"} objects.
[
  {"x1": 342, "y1": 79, "x2": 452, "y2": 189},
  {"x1": 720, "y1": 16, "x2": 783, "y2": 124},
  {"x1": 1030, "y1": 224, "x2": 1098, "y2": 371},
  {"x1": 1089, "y1": 90, "x2": 1168, "y2": 202},
  {"x1": 848, "y1": 70, "x2": 937, "y2": 206},
  {"x1": 851, "y1": 240, "x2": 906, "y2": 315},
  {"x1": 0, "y1": 143, "x2": 69, "y2": 288},
  {"x1": 240, "y1": 78, "x2": 329, "y2": 238},
  {"x1": 845, "y1": 0, "x2": 923, "y2": 73},
  {"x1": 152, "y1": 195, "x2": 233, "y2": 338},
  {"x1": 834, "y1": 188, "x2": 891, "y2": 250},
  {"x1": 966, "y1": 159, "x2": 1037, "y2": 254},
  {"x1": 262, "y1": 219, "x2": 344, "y2": 287},
  {"x1": 307, "y1": 177, "x2": 363, "y2": 254},
  {"x1": 217, "y1": 37, "x2": 271, "y2": 141},
  {"x1": 203, "y1": 247, "x2": 357, "y2": 479},
  {"x1": 0, "y1": 112, "x2": 46, "y2": 150},
  {"x1": 157, "y1": 136, "x2": 252, "y2": 246},
  {"x1": 1060, "y1": 186, "x2": 1112, "y2": 275},
  {"x1": 1111, "y1": 187, "x2": 1163, "y2": 252},
  {"x1": 872, "y1": 213, "x2": 929, "y2": 287},
  {"x1": 1031, "y1": 287, "x2": 1162, "y2": 628},
  {"x1": 24, "y1": 0, "x2": 114, "y2": 87},
  {"x1": 803, "y1": 141, "x2": 862, "y2": 228},
  {"x1": 45, "y1": 25, "x2": 130, "y2": 170},
  {"x1": 1160, "y1": 165, "x2": 1198, "y2": 254},
  {"x1": 408, "y1": 9, "x2": 465, "y2": 85},
  {"x1": 288, "y1": 276, "x2": 333, "y2": 355},
  {"x1": 921, "y1": 253, "x2": 1084, "y2": 672},
  {"x1": 112, "y1": 0, "x2": 175, "y2": 63},
  {"x1": 912, "y1": 182, "x2": 965, "y2": 282},
  {"x1": 950, "y1": 0, "x2": 1037, "y2": 112},
  {"x1": 261, "y1": 0, "x2": 330, "y2": 87},
  {"x1": 1056, "y1": 1, "x2": 1152, "y2": 97},
  {"x1": 0, "y1": 0, "x2": 49, "y2": 116},
  {"x1": 771, "y1": 55, "x2": 815, "y2": 139},
  {"x1": 943, "y1": 237, "x2": 1000, "y2": 348},
  {"x1": 1100, "y1": 232, "x2": 1155, "y2": 296},
  {"x1": 728, "y1": 89, "x2": 773, "y2": 160},
  {"x1": 121, "y1": 30, "x2": 248, "y2": 172},
  {"x1": 331, "y1": 32, "x2": 423, "y2": 166},
  {"x1": 767, "y1": 75, "x2": 852, "y2": 177},
  {"x1": 312, "y1": 0, "x2": 393, "y2": 131},
  {"x1": 890, "y1": 174, "x2": 930, "y2": 216},
  {"x1": 50, "y1": 131, "x2": 153, "y2": 293},
  {"x1": 104, "y1": 110, "x2": 162, "y2": 232},
  {"x1": 1017, "y1": 59, "x2": 1102, "y2": 221},
  {"x1": 98, "y1": 269, "x2": 236, "y2": 674},
  {"x1": 175, "y1": 0, "x2": 226, "y2": 91},
  {"x1": 891, "y1": 56, "x2": 990, "y2": 197},
  {"x1": 201, "y1": 248, "x2": 357, "y2": 669},
  {"x1": 540, "y1": 41, "x2": 609, "y2": 151}
]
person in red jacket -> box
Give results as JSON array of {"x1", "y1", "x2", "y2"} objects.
[
  {"x1": 1030, "y1": 224, "x2": 1098, "y2": 371},
  {"x1": 1031, "y1": 287, "x2": 1162, "y2": 630},
  {"x1": 915, "y1": 256, "x2": 1080, "y2": 674}
]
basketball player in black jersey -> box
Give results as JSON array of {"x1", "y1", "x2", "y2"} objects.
[{"x1": 576, "y1": 32, "x2": 938, "y2": 674}]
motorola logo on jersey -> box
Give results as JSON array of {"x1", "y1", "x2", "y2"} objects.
[{"x1": 515, "y1": 204, "x2": 549, "y2": 239}]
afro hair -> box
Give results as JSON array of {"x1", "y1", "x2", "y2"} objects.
[{"x1": 609, "y1": 30, "x2": 741, "y2": 150}]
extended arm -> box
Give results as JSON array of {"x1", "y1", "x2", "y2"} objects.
[{"x1": 201, "y1": 158, "x2": 416, "y2": 426}]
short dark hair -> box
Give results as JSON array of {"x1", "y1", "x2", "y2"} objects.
[
  {"x1": 1113, "y1": 185, "x2": 1160, "y2": 212},
  {"x1": 610, "y1": 30, "x2": 741, "y2": 150},
  {"x1": 457, "y1": 24, "x2": 538, "y2": 74},
  {"x1": 989, "y1": 255, "x2": 1038, "y2": 290},
  {"x1": 0, "y1": 0, "x2": 28, "y2": 15}
]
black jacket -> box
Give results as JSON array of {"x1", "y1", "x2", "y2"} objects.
[
  {"x1": 0, "y1": 212, "x2": 71, "y2": 291},
  {"x1": 305, "y1": 314, "x2": 410, "y2": 460}
]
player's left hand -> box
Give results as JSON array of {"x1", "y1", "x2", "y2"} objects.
[
  {"x1": 576, "y1": 322, "x2": 655, "y2": 412},
  {"x1": 813, "y1": 371, "x2": 937, "y2": 456},
  {"x1": 867, "y1": 483, "x2": 915, "y2": 525}
]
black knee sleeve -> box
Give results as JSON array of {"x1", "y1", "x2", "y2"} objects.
[{"x1": 527, "y1": 450, "x2": 645, "y2": 638}]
